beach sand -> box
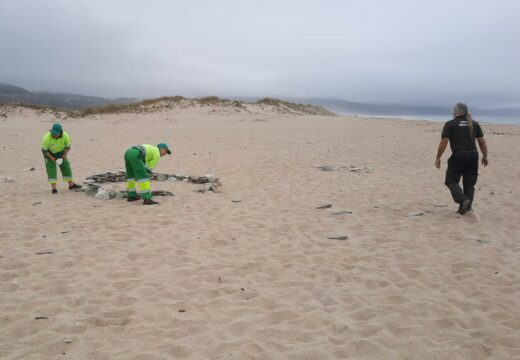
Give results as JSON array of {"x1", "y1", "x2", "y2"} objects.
[{"x1": 1, "y1": 106, "x2": 519, "y2": 359}]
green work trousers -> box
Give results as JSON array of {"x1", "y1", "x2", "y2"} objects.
[{"x1": 124, "y1": 147, "x2": 151, "y2": 199}]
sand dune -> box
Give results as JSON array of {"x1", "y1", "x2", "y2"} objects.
[{"x1": 1, "y1": 106, "x2": 519, "y2": 359}]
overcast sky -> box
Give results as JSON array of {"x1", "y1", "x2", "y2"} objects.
[{"x1": 1, "y1": 0, "x2": 519, "y2": 106}]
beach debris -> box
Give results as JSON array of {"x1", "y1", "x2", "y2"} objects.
[
  {"x1": 36, "y1": 251, "x2": 54, "y2": 255},
  {"x1": 331, "y1": 210, "x2": 352, "y2": 216},
  {"x1": 34, "y1": 316, "x2": 48, "y2": 320},
  {"x1": 30, "y1": 167, "x2": 35, "y2": 171},
  {"x1": 178, "y1": 309, "x2": 186, "y2": 313},
  {"x1": 315, "y1": 165, "x2": 372, "y2": 173},
  {"x1": 32, "y1": 201, "x2": 42, "y2": 206},
  {"x1": 327, "y1": 235, "x2": 349, "y2": 241},
  {"x1": 94, "y1": 188, "x2": 111, "y2": 200},
  {"x1": 0, "y1": 176, "x2": 14, "y2": 183},
  {"x1": 316, "y1": 203, "x2": 332, "y2": 209},
  {"x1": 60, "y1": 231, "x2": 70, "y2": 234},
  {"x1": 231, "y1": 199, "x2": 242, "y2": 203}
]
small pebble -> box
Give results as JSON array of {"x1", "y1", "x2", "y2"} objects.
[
  {"x1": 231, "y1": 199, "x2": 242, "y2": 203},
  {"x1": 178, "y1": 309, "x2": 186, "y2": 313},
  {"x1": 36, "y1": 251, "x2": 54, "y2": 255},
  {"x1": 32, "y1": 201, "x2": 42, "y2": 206},
  {"x1": 35, "y1": 316, "x2": 48, "y2": 320}
]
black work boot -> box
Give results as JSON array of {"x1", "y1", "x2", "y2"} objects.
[
  {"x1": 457, "y1": 198, "x2": 471, "y2": 215},
  {"x1": 143, "y1": 198, "x2": 159, "y2": 205},
  {"x1": 69, "y1": 183, "x2": 82, "y2": 190}
]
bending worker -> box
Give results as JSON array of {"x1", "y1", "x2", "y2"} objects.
[
  {"x1": 41, "y1": 123, "x2": 82, "y2": 193},
  {"x1": 124, "y1": 143, "x2": 171, "y2": 205}
]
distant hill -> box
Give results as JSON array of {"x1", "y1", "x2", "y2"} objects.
[
  {"x1": 80, "y1": 96, "x2": 335, "y2": 116},
  {"x1": 0, "y1": 83, "x2": 135, "y2": 110}
]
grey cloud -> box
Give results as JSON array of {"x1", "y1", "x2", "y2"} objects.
[{"x1": 1, "y1": 0, "x2": 519, "y2": 106}]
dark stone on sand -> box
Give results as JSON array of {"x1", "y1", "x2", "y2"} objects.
[
  {"x1": 327, "y1": 235, "x2": 349, "y2": 240},
  {"x1": 406, "y1": 212, "x2": 424, "y2": 217},
  {"x1": 178, "y1": 310, "x2": 186, "y2": 313},
  {"x1": 36, "y1": 251, "x2": 54, "y2": 255},
  {"x1": 331, "y1": 210, "x2": 352, "y2": 215},
  {"x1": 30, "y1": 167, "x2": 35, "y2": 171},
  {"x1": 32, "y1": 201, "x2": 42, "y2": 206},
  {"x1": 477, "y1": 239, "x2": 492, "y2": 244},
  {"x1": 316, "y1": 203, "x2": 332, "y2": 209},
  {"x1": 34, "y1": 316, "x2": 48, "y2": 320}
]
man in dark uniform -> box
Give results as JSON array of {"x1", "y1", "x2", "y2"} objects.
[{"x1": 435, "y1": 103, "x2": 488, "y2": 214}]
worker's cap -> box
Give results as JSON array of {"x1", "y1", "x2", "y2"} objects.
[
  {"x1": 51, "y1": 123, "x2": 63, "y2": 135},
  {"x1": 157, "y1": 143, "x2": 171, "y2": 155}
]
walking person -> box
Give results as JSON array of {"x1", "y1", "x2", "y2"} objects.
[
  {"x1": 435, "y1": 103, "x2": 488, "y2": 214},
  {"x1": 41, "y1": 123, "x2": 82, "y2": 194},
  {"x1": 124, "y1": 143, "x2": 171, "y2": 205}
]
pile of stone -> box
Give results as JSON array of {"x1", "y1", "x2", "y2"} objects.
[
  {"x1": 85, "y1": 171, "x2": 219, "y2": 184},
  {"x1": 81, "y1": 171, "x2": 221, "y2": 200}
]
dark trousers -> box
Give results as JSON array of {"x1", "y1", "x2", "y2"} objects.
[{"x1": 445, "y1": 149, "x2": 479, "y2": 204}]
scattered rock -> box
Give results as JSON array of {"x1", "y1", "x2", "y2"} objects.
[
  {"x1": 108, "y1": 190, "x2": 117, "y2": 199},
  {"x1": 34, "y1": 316, "x2": 48, "y2": 320},
  {"x1": 0, "y1": 176, "x2": 14, "y2": 183},
  {"x1": 195, "y1": 183, "x2": 221, "y2": 193},
  {"x1": 32, "y1": 201, "x2": 42, "y2": 206},
  {"x1": 60, "y1": 231, "x2": 70, "y2": 234},
  {"x1": 36, "y1": 251, "x2": 54, "y2": 255},
  {"x1": 178, "y1": 309, "x2": 186, "y2": 313},
  {"x1": 315, "y1": 165, "x2": 372, "y2": 173},
  {"x1": 327, "y1": 235, "x2": 349, "y2": 241},
  {"x1": 30, "y1": 167, "x2": 35, "y2": 171},
  {"x1": 231, "y1": 199, "x2": 242, "y2": 203},
  {"x1": 331, "y1": 210, "x2": 352, "y2": 216},
  {"x1": 477, "y1": 239, "x2": 492, "y2": 244},
  {"x1": 434, "y1": 204, "x2": 448, "y2": 207},
  {"x1": 316, "y1": 203, "x2": 332, "y2": 209}
]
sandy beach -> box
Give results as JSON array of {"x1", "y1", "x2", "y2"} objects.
[{"x1": 1, "y1": 105, "x2": 519, "y2": 359}]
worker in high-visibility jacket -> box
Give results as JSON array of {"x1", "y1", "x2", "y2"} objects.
[
  {"x1": 124, "y1": 143, "x2": 171, "y2": 205},
  {"x1": 41, "y1": 123, "x2": 82, "y2": 194}
]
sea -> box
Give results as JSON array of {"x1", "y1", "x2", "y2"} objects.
[{"x1": 346, "y1": 114, "x2": 519, "y2": 125}]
